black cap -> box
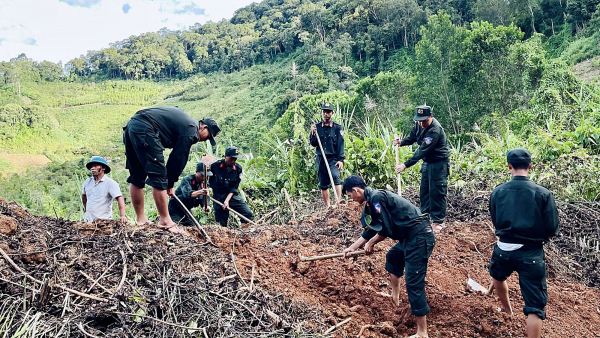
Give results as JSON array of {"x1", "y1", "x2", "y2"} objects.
[
  {"x1": 414, "y1": 105, "x2": 432, "y2": 121},
  {"x1": 361, "y1": 205, "x2": 383, "y2": 232},
  {"x1": 201, "y1": 118, "x2": 220, "y2": 146},
  {"x1": 195, "y1": 162, "x2": 213, "y2": 176},
  {"x1": 225, "y1": 146, "x2": 242, "y2": 158},
  {"x1": 343, "y1": 175, "x2": 366, "y2": 193},
  {"x1": 321, "y1": 102, "x2": 334, "y2": 111},
  {"x1": 506, "y1": 148, "x2": 531, "y2": 164}
]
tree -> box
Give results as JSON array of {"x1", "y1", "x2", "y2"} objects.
[{"x1": 412, "y1": 11, "x2": 467, "y2": 133}]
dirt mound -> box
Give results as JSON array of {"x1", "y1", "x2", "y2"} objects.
[{"x1": 1, "y1": 195, "x2": 599, "y2": 337}]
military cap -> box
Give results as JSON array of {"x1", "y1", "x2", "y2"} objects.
[
  {"x1": 414, "y1": 105, "x2": 432, "y2": 121},
  {"x1": 506, "y1": 148, "x2": 531, "y2": 164},
  {"x1": 225, "y1": 146, "x2": 242, "y2": 159},
  {"x1": 195, "y1": 162, "x2": 213, "y2": 176},
  {"x1": 361, "y1": 205, "x2": 383, "y2": 232},
  {"x1": 86, "y1": 156, "x2": 111, "y2": 174},
  {"x1": 200, "y1": 118, "x2": 221, "y2": 146},
  {"x1": 321, "y1": 102, "x2": 334, "y2": 111}
]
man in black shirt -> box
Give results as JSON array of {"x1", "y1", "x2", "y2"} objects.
[
  {"x1": 168, "y1": 162, "x2": 211, "y2": 226},
  {"x1": 310, "y1": 102, "x2": 345, "y2": 207},
  {"x1": 487, "y1": 148, "x2": 559, "y2": 338},
  {"x1": 394, "y1": 105, "x2": 450, "y2": 232},
  {"x1": 123, "y1": 106, "x2": 220, "y2": 234},
  {"x1": 343, "y1": 175, "x2": 435, "y2": 338},
  {"x1": 209, "y1": 147, "x2": 254, "y2": 227}
]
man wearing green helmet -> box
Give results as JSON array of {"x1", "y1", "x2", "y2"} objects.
[{"x1": 81, "y1": 156, "x2": 127, "y2": 223}]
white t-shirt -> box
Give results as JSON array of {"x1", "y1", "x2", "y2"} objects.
[
  {"x1": 497, "y1": 240, "x2": 524, "y2": 251},
  {"x1": 82, "y1": 175, "x2": 123, "y2": 222}
]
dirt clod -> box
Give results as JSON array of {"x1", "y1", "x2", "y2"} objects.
[{"x1": 0, "y1": 214, "x2": 17, "y2": 235}]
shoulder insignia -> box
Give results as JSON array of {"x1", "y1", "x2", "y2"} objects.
[
  {"x1": 424, "y1": 137, "x2": 433, "y2": 145},
  {"x1": 374, "y1": 202, "x2": 382, "y2": 214}
]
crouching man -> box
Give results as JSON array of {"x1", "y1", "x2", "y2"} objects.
[
  {"x1": 167, "y1": 162, "x2": 212, "y2": 226},
  {"x1": 343, "y1": 175, "x2": 435, "y2": 338}
]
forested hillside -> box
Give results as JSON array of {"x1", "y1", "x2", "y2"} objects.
[{"x1": 0, "y1": 0, "x2": 600, "y2": 219}]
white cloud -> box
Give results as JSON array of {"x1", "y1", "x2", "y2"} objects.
[{"x1": 0, "y1": 0, "x2": 257, "y2": 64}]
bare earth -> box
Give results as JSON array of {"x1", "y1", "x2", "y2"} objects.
[{"x1": 0, "y1": 195, "x2": 598, "y2": 337}]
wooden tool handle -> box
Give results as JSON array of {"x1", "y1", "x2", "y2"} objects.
[
  {"x1": 315, "y1": 124, "x2": 341, "y2": 205},
  {"x1": 209, "y1": 196, "x2": 257, "y2": 225},
  {"x1": 394, "y1": 133, "x2": 402, "y2": 195},
  {"x1": 171, "y1": 195, "x2": 216, "y2": 247},
  {"x1": 300, "y1": 250, "x2": 365, "y2": 262}
]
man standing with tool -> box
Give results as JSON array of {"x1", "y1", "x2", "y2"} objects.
[
  {"x1": 342, "y1": 175, "x2": 435, "y2": 338},
  {"x1": 209, "y1": 147, "x2": 254, "y2": 227},
  {"x1": 394, "y1": 105, "x2": 449, "y2": 233},
  {"x1": 486, "y1": 149, "x2": 559, "y2": 338},
  {"x1": 167, "y1": 162, "x2": 212, "y2": 227},
  {"x1": 122, "y1": 106, "x2": 220, "y2": 234},
  {"x1": 81, "y1": 156, "x2": 128, "y2": 223},
  {"x1": 310, "y1": 102, "x2": 345, "y2": 207}
]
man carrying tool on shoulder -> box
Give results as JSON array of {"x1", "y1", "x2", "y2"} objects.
[
  {"x1": 209, "y1": 147, "x2": 254, "y2": 227},
  {"x1": 310, "y1": 102, "x2": 345, "y2": 208},
  {"x1": 486, "y1": 149, "x2": 559, "y2": 338},
  {"x1": 394, "y1": 105, "x2": 450, "y2": 233},
  {"x1": 342, "y1": 175, "x2": 435, "y2": 338},
  {"x1": 122, "y1": 106, "x2": 220, "y2": 234},
  {"x1": 167, "y1": 162, "x2": 212, "y2": 227}
]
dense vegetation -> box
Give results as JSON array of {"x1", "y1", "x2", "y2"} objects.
[{"x1": 1, "y1": 0, "x2": 599, "y2": 222}]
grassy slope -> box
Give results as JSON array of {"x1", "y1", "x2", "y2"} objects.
[{"x1": 158, "y1": 62, "x2": 290, "y2": 155}]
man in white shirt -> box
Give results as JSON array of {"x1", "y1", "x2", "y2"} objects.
[{"x1": 81, "y1": 156, "x2": 127, "y2": 223}]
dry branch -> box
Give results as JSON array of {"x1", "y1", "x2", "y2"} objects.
[
  {"x1": 0, "y1": 246, "x2": 108, "y2": 302},
  {"x1": 111, "y1": 311, "x2": 207, "y2": 331},
  {"x1": 324, "y1": 316, "x2": 351, "y2": 334},
  {"x1": 113, "y1": 249, "x2": 127, "y2": 294}
]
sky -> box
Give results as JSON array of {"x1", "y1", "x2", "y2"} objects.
[{"x1": 0, "y1": 0, "x2": 257, "y2": 64}]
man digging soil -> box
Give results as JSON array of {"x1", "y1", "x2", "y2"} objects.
[
  {"x1": 342, "y1": 175, "x2": 435, "y2": 338},
  {"x1": 122, "y1": 106, "x2": 220, "y2": 234}
]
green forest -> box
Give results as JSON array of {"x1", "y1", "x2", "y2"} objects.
[{"x1": 1, "y1": 0, "x2": 600, "y2": 221}]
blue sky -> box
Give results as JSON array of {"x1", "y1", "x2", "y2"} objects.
[{"x1": 0, "y1": 0, "x2": 256, "y2": 64}]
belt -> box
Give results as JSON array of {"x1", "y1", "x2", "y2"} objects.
[{"x1": 407, "y1": 219, "x2": 431, "y2": 241}]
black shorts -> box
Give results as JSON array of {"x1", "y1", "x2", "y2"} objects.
[
  {"x1": 385, "y1": 231, "x2": 435, "y2": 316},
  {"x1": 316, "y1": 156, "x2": 342, "y2": 190},
  {"x1": 213, "y1": 193, "x2": 254, "y2": 227},
  {"x1": 489, "y1": 245, "x2": 548, "y2": 320},
  {"x1": 123, "y1": 118, "x2": 168, "y2": 190}
]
